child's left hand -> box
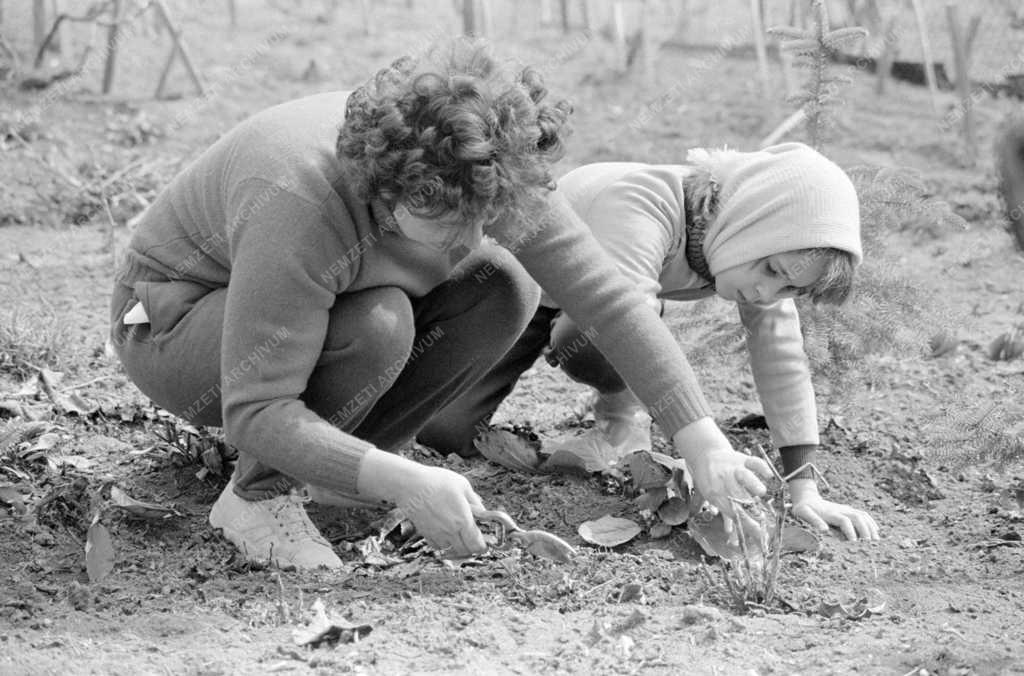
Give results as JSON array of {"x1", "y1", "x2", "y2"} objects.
[{"x1": 788, "y1": 479, "x2": 880, "y2": 541}]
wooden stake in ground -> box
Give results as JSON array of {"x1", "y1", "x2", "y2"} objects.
[
  {"x1": 750, "y1": 0, "x2": 770, "y2": 97},
  {"x1": 153, "y1": 0, "x2": 205, "y2": 99},
  {"x1": 101, "y1": 0, "x2": 122, "y2": 94},
  {"x1": 33, "y1": 0, "x2": 47, "y2": 57},
  {"x1": 909, "y1": 0, "x2": 940, "y2": 115},
  {"x1": 611, "y1": 1, "x2": 626, "y2": 73},
  {"x1": 945, "y1": 2, "x2": 975, "y2": 164},
  {"x1": 462, "y1": 0, "x2": 477, "y2": 35}
]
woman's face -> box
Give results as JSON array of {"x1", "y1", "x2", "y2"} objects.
[
  {"x1": 393, "y1": 207, "x2": 484, "y2": 255},
  {"x1": 714, "y1": 250, "x2": 825, "y2": 305}
]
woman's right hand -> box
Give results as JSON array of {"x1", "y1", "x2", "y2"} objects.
[
  {"x1": 672, "y1": 417, "x2": 774, "y2": 533},
  {"x1": 395, "y1": 465, "x2": 488, "y2": 558},
  {"x1": 357, "y1": 449, "x2": 487, "y2": 558}
]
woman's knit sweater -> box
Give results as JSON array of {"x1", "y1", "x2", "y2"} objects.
[{"x1": 120, "y1": 91, "x2": 715, "y2": 496}]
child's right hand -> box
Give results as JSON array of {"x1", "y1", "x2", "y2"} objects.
[{"x1": 672, "y1": 417, "x2": 774, "y2": 533}]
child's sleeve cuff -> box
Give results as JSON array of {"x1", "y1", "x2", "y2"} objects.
[{"x1": 779, "y1": 444, "x2": 818, "y2": 481}]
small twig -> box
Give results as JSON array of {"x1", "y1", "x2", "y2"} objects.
[
  {"x1": 583, "y1": 576, "x2": 621, "y2": 597},
  {"x1": 60, "y1": 374, "x2": 118, "y2": 393},
  {"x1": 781, "y1": 462, "x2": 831, "y2": 491},
  {"x1": 9, "y1": 131, "x2": 83, "y2": 189}
]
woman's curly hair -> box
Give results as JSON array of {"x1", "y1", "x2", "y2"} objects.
[{"x1": 337, "y1": 37, "x2": 572, "y2": 232}]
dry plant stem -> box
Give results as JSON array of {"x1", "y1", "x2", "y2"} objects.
[
  {"x1": 729, "y1": 497, "x2": 756, "y2": 591},
  {"x1": 763, "y1": 492, "x2": 786, "y2": 606}
]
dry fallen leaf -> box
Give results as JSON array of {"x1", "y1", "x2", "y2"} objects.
[
  {"x1": 0, "y1": 484, "x2": 27, "y2": 515},
  {"x1": 626, "y1": 451, "x2": 672, "y2": 489},
  {"x1": 649, "y1": 522, "x2": 673, "y2": 539},
  {"x1": 657, "y1": 496, "x2": 690, "y2": 526},
  {"x1": 687, "y1": 510, "x2": 768, "y2": 561},
  {"x1": 474, "y1": 429, "x2": 541, "y2": 473},
  {"x1": 108, "y1": 486, "x2": 181, "y2": 520},
  {"x1": 635, "y1": 485, "x2": 668, "y2": 513},
  {"x1": 85, "y1": 514, "x2": 115, "y2": 583},
  {"x1": 541, "y1": 448, "x2": 592, "y2": 475},
  {"x1": 780, "y1": 525, "x2": 820, "y2": 553},
  {"x1": 292, "y1": 598, "x2": 372, "y2": 647},
  {"x1": 578, "y1": 515, "x2": 641, "y2": 548}
]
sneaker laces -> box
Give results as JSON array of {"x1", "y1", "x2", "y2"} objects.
[{"x1": 268, "y1": 492, "x2": 329, "y2": 545}]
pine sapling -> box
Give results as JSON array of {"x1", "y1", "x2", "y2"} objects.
[{"x1": 768, "y1": 0, "x2": 866, "y2": 150}]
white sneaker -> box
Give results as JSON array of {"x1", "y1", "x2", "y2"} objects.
[
  {"x1": 208, "y1": 481, "x2": 342, "y2": 570},
  {"x1": 591, "y1": 389, "x2": 653, "y2": 453},
  {"x1": 546, "y1": 390, "x2": 652, "y2": 471}
]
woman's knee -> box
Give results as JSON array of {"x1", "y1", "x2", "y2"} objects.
[
  {"x1": 322, "y1": 287, "x2": 415, "y2": 370},
  {"x1": 463, "y1": 245, "x2": 540, "y2": 334}
]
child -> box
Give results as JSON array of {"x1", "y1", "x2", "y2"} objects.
[
  {"x1": 110, "y1": 38, "x2": 781, "y2": 570},
  {"x1": 421, "y1": 143, "x2": 880, "y2": 542}
]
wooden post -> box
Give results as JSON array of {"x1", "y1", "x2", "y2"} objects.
[
  {"x1": 153, "y1": 0, "x2": 205, "y2": 99},
  {"x1": 945, "y1": 2, "x2": 975, "y2": 163},
  {"x1": 909, "y1": 0, "x2": 940, "y2": 115},
  {"x1": 359, "y1": 0, "x2": 372, "y2": 35},
  {"x1": 875, "y1": 15, "x2": 897, "y2": 96},
  {"x1": 226, "y1": 0, "x2": 237, "y2": 29},
  {"x1": 612, "y1": 1, "x2": 626, "y2": 73},
  {"x1": 559, "y1": 0, "x2": 570, "y2": 33},
  {"x1": 579, "y1": 0, "x2": 590, "y2": 31},
  {"x1": 462, "y1": 0, "x2": 477, "y2": 35},
  {"x1": 33, "y1": 0, "x2": 47, "y2": 57},
  {"x1": 750, "y1": 0, "x2": 770, "y2": 97},
  {"x1": 101, "y1": 0, "x2": 122, "y2": 94},
  {"x1": 479, "y1": 0, "x2": 492, "y2": 36}
]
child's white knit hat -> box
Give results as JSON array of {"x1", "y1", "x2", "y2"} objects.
[{"x1": 687, "y1": 142, "x2": 862, "y2": 276}]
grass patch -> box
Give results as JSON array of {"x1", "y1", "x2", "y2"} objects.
[{"x1": 0, "y1": 308, "x2": 71, "y2": 379}]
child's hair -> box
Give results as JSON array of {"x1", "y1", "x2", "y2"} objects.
[
  {"x1": 800, "y1": 248, "x2": 855, "y2": 305},
  {"x1": 337, "y1": 37, "x2": 572, "y2": 230}
]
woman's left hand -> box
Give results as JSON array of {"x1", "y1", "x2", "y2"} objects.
[{"x1": 788, "y1": 479, "x2": 880, "y2": 541}]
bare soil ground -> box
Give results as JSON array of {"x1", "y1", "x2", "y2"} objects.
[{"x1": 1, "y1": 3, "x2": 1023, "y2": 675}]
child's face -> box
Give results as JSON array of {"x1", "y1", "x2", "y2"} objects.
[{"x1": 714, "y1": 250, "x2": 825, "y2": 305}]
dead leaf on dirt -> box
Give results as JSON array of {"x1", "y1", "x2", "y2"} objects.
[
  {"x1": 649, "y1": 522, "x2": 673, "y2": 539},
  {"x1": 508, "y1": 529, "x2": 576, "y2": 564},
  {"x1": 540, "y1": 448, "x2": 592, "y2": 475},
  {"x1": 687, "y1": 510, "x2": 768, "y2": 561},
  {"x1": 357, "y1": 534, "x2": 404, "y2": 568},
  {"x1": 0, "y1": 484, "x2": 27, "y2": 515},
  {"x1": 616, "y1": 581, "x2": 645, "y2": 603},
  {"x1": 988, "y1": 326, "x2": 1024, "y2": 361},
  {"x1": 635, "y1": 485, "x2": 668, "y2": 513},
  {"x1": 646, "y1": 450, "x2": 687, "y2": 472},
  {"x1": 626, "y1": 451, "x2": 672, "y2": 490},
  {"x1": 53, "y1": 455, "x2": 95, "y2": 471},
  {"x1": 37, "y1": 370, "x2": 98, "y2": 416},
  {"x1": 20, "y1": 432, "x2": 61, "y2": 462},
  {"x1": 679, "y1": 604, "x2": 723, "y2": 626},
  {"x1": 0, "y1": 401, "x2": 26, "y2": 418},
  {"x1": 928, "y1": 331, "x2": 959, "y2": 357},
  {"x1": 474, "y1": 429, "x2": 541, "y2": 473},
  {"x1": 657, "y1": 496, "x2": 690, "y2": 526},
  {"x1": 578, "y1": 515, "x2": 641, "y2": 548},
  {"x1": 780, "y1": 525, "x2": 820, "y2": 553},
  {"x1": 85, "y1": 515, "x2": 114, "y2": 583},
  {"x1": 817, "y1": 592, "x2": 886, "y2": 619},
  {"x1": 108, "y1": 486, "x2": 181, "y2": 520},
  {"x1": 292, "y1": 598, "x2": 372, "y2": 648}
]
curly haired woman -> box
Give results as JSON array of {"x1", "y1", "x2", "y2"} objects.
[{"x1": 110, "y1": 38, "x2": 776, "y2": 570}]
